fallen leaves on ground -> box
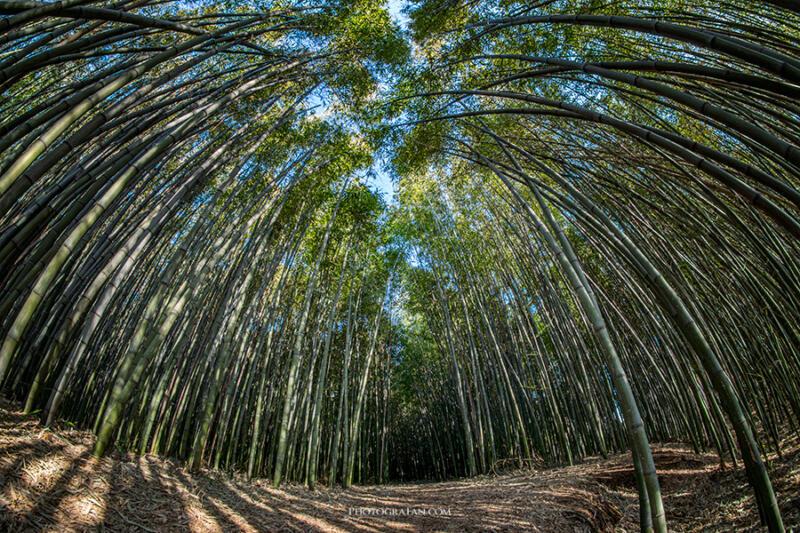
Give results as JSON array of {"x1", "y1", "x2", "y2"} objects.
[{"x1": 1, "y1": 400, "x2": 798, "y2": 532}]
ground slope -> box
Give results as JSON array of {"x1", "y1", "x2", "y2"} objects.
[{"x1": 1, "y1": 400, "x2": 798, "y2": 532}]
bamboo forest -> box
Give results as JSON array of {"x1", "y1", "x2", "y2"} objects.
[{"x1": 1, "y1": 0, "x2": 800, "y2": 531}]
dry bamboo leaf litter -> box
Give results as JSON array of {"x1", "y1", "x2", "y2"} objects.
[{"x1": 2, "y1": 400, "x2": 798, "y2": 532}]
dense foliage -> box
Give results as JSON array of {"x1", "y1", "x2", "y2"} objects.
[{"x1": 1, "y1": 1, "x2": 799, "y2": 531}]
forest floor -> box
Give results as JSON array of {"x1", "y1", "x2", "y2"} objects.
[{"x1": 1, "y1": 399, "x2": 799, "y2": 532}]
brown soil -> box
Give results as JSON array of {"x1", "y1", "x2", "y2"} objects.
[{"x1": 1, "y1": 400, "x2": 798, "y2": 532}]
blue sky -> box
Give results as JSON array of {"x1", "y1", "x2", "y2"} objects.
[
  {"x1": 369, "y1": 156, "x2": 396, "y2": 204},
  {"x1": 306, "y1": 0, "x2": 409, "y2": 205},
  {"x1": 364, "y1": 0, "x2": 410, "y2": 205}
]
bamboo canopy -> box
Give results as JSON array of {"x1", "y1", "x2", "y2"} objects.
[{"x1": 1, "y1": 1, "x2": 799, "y2": 531}]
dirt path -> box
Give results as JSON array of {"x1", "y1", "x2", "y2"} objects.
[{"x1": 1, "y1": 402, "x2": 798, "y2": 532}]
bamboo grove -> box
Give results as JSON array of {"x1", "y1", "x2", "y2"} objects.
[
  {"x1": 0, "y1": 0, "x2": 409, "y2": 489},
  {"x1": 1, "y1": 1, "x2": 799, "y2": 532}
]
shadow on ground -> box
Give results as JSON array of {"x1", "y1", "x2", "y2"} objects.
[{"x1": 1, "y1": 401, "x2": 798, "y2": 532}]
